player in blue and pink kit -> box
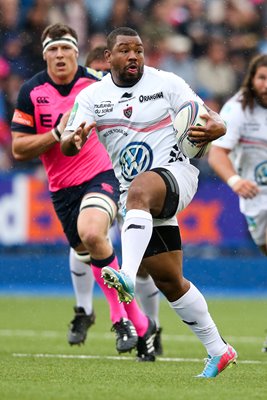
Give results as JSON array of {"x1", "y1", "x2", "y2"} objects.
[{"x1": 11, "y1": 23, "x2": 156, "y2": 361}]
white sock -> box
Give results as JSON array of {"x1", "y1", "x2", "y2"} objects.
[
  {"x1": 121, "y1": 209, "x2": 153, "y2": 284},
  {"x1": 69, "y1": 248, "x2": 95, "y2": 315},
  {"x1": 169, "y1": 282, "x2": 227, "y2": 356},
  {"x1": 135, "y1": 275, "x2": 160, "y2": 327}
]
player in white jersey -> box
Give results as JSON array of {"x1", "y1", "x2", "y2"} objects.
[
  {"x1": 61, "y1": 27, "x2": 237, "y2": 377},
  {"x1": 84, "y1": 46, "x2": 164, "y2": 355},
  {"x1": 208, "y1": 53, "x2": 267, "y2": 351}
]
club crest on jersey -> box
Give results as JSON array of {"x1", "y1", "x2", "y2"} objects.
[{"x1": 123, "y1": 106, "x2": 132, "y2": 119}]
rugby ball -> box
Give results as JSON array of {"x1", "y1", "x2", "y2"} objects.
[{"x1": 174, "y1": 100, "x2": 211, "y2": 159}]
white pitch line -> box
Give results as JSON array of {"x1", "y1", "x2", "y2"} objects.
[
  {"x1": 12, "y1": 353, "x2": 267, "y2": 365},
  {"x1": 0, "y1": 329, "x2": 264, "y2": 343}
]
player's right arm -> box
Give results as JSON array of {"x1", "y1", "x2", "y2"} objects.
[
  {"x1": 208, "y1": 144, "x2": 238, "y2": 183},
  {"x1": 12, "y1": 130, "x2": 57, "y2": 161},
  {"x1": 208, "y1": 145, "x2": 259, "y2": 199},
  {"x1": 11, "y1": 82, "x2": 70, "y2": 161},
  {"x1": 12, "y1": 110, "x2": 71, "y2": 161}
]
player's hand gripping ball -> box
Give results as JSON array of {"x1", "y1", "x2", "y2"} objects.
[{"x1": 174, "y1": 100, "x2": 211, "y2": 158}]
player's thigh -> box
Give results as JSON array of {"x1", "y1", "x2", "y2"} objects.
[{"x1": 126, "y1": 170, "x2": 167, "y2": 214}]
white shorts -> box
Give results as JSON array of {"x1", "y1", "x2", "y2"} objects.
[
  {"x1": 120, "y1": 161, "x2": 199, "y2": 227},
  {"x1": 245, "y1": 210, "x2": 267, "y2": 246}
]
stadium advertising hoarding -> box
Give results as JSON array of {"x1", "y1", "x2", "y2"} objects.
[
  {"x1": 0, "y1": 172, "x2": 64, "y2": 245},
  {"x1": 0, "y1": 171, "x2": 249, "y2": 247}
]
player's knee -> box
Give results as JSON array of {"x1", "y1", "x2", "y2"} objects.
[
  {"x1": 79, "y1": 226, "x2": 104, "y2": 249},
  {"x1": 79, "y1": 193, "x2": 116, "y2": 225},
  {"x1": 127, "y1": 183, "x2": 150, "y2": 209}
]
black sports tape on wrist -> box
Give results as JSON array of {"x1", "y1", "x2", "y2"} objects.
[{"x1": 54, "y1": 126, "x2": 61, "y2": 140}]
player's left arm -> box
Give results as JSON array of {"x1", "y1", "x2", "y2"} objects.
[{"x1": 188, "y1": 106, "x2": 226, "y2": 146}]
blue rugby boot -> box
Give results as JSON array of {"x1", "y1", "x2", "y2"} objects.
[
  {"x1": 196, "y1": 344, "x2": 237, "y2": 378},
  {"x1": 101, "y1": 267, "x2": 134, "y2": 303}
]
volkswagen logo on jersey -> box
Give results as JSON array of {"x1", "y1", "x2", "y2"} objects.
[
  {"x1": 119, "y1": 142, "x2": 153, "y2": 181},
  {"x1": 255, "y1": 161, "x2": 267, "y2": 185}
]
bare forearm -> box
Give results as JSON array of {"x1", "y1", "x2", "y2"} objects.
[
  {"x1": 208, "y1": 146, "x2": 236, "y2": 182},
  {"x1": 12, "y1": 130, "x2": 58, "y2": 161},
  {"x1": 209, "y1": 145, "x2": 259, "y2": 198}
]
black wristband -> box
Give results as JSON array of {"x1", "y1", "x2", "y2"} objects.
[
  {"x1": 54, "y1": 126, "x2": 61, "y2": 140},
  {"x1": 51, "y1": 126, "x2": 61, "y2": 142}
]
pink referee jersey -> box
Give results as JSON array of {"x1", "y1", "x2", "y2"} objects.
[{"x1": 11, "y1": 67, "x2": 112, "y2": 191}]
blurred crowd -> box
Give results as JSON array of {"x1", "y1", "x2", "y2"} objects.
[{"x1": 1, "y1": 0, "x2": 267, "y2": 172}]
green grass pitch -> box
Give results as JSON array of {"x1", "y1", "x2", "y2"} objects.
[{"x1": 0, "y1": 296, "x2": 267, "y2": 400}]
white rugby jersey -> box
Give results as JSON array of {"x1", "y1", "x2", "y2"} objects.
[
  {"x1": 213, "y1": 91, "x2": 267, "y2": 214},
  {"x1": 66, "y1": 65, "x2": 201, "y2": 192}
]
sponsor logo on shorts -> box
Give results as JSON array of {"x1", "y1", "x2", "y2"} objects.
[{"x1": 101, "y1": 183, "x2": 114, "y2": 193}]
